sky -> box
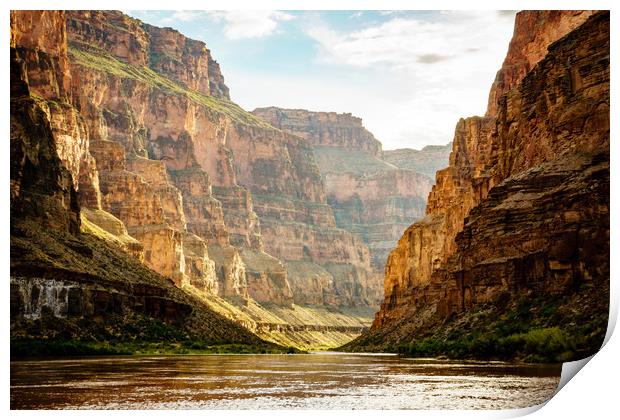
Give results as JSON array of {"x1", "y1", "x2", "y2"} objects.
[{"x1": 126, "y1": 10, "x2": 517, "y2": 150}]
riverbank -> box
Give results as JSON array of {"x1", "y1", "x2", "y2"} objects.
[
  {"x1": 343, "y1": 284, "x2": 608, "y2": 363},
  {"x1": 10, "y1": 338, "x2": 302, "y2": 359}
]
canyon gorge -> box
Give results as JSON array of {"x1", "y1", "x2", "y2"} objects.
[
  {"x1": 347, "y1": 10, "x2": 609, "y2": 362},
  {"x1": 10, "y1": 10, "x2": 448, "y2": 351},
  {"x1": 10, "y1": 9, "x2": 609, "y2": 362}
]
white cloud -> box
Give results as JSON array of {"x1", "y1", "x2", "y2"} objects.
[
  {"x1": 208, "y1": 11, "x2": 294, "y2": 39},
  {"x1": 306, "y1": 12, "x2": 509, "y2": 71},
  {"x1": 294, "y1": 11, "x2": 516, "y2": 148},
  {"x1": 161, "y1": 11, "x2": 206, "y2": 23}
]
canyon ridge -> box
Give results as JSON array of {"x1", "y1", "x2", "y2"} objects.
[
  {"x1": 10, "y1": 10, "x2": 609, "y2": 362},
  {"x1": 346, "y1": 10, "x2": 609, "y2": 363},
  {"x1": 10, "y1": 10, "x2": 448, "y2": 352}
]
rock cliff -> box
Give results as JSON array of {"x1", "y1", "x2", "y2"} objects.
[
  {"x1": 253, "y1": 108, "x2": 438, "y2": 272},
  {"x1": 383, "y1": 143, "x2": 452, "y2": 179},
  {"x1": 486, "y1": 10, "x2": 595, "y2": 116},
  {"x1": 347, "y1": 11, "x2": 609, "y2": 361},
  {"x1": 63, "y1": 10, "x2": 380, "y2": 310},
  {"x1": 10, "y1": 11, "x2": 276, "y2": 354},
  {"x1": 11, "y1": 10, "x2": 382, "y2": 351},
  {"x1": 254, "y1": 108, "x2": 383, "y2": 157}
]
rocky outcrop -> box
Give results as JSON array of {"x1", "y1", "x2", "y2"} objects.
[
  {"x1": 11, "y1": 9, "x2": 386, "y2": 352},
  {"x1": 254, "y1": 107, "x2": 383, "y2": 157},
  {"x1": 383, "y1": 143, "x2": 452, "y2": 179},
  {"x1": 63, "y1": 10, "x2": 380, "y2": 309},
  {"x1": 10, "y1": 53, "x2": 80, "y2": 236},
  {"x1": 324, "y1": 170, "x2": 432, "y2": 269},
  {"x1": 10, "y1": 10, "x2": 101, "y2": 209},
  {"x1": 486, "y1": 10, "x2": 594, "y2": 117},
  {"x1": 10, "y1": 14, "x2": 271, "y2": 351},
  {"x1": 358, "y1": 11, "x2": 609, "y2": 357},
  {"x1": 254, "y1": 108, "x2": 436, "y2": 272}
]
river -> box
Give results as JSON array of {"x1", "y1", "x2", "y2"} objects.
[{"x1": 10, "y1": 352, "x2": 561, "y2": 410}]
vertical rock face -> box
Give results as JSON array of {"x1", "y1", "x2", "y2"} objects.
[
  {"x1": 383, "y1": 144, "x2": 452, "y2": 179},
  {"x1": 254, "y1": 107, "x2": 383, "y2": 157},
  {"x1": 63, "y1": 10, "x2": 257, "y2": 301},
  {"x1": 59, "y1": 10, "x2": 379, "y2": 309},
  {"x1": 486, "y1": 10, "x2": 594, "y2": 116},
  {"x1": 253, "y1": 108, "x2": 438, "y2": 273},
  {"x1": 10, "y1": 49, "x2": 80, "y2": 236},
  {"x1": 10, "y1": 12, "x2": 270, "y2": 351},
  {"x1": 366, "y1": 11, "x2": 609, "y2": 346},
  {"x1": 10, "y1": 10, "x2": 101, "y2": 209}
]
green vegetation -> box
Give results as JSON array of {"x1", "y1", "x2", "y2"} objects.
[
  {"x1": 11, "y1": 338, "x2": 302, "y2": 359},
  {"x1": 10, "y1": 219, "x2": 291, "y2": 357},
  {"x1": 67, "y1": 40, "x2": 272, "y2": 128},
  {"x1": 347, "y1": 285, "x2": 608, "y2": 363},
  {"x1": 398, "y1": 327, "x2": 576, "y2": 363}
]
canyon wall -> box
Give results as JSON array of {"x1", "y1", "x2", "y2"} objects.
[
  {"x1": 62, "y1": 11, "x2": 380, "y2": 309},
  {"x1": 383, "y1": 144, "x2": 452, "y2": 179},
  {"x1": 253, "y1": 108, "x2": 438, "y2": 271},
  {"x1": 11, "y1": 10, "x2": 382, "y2": 350},
  {"x1": 10, "y1": 11, "x2": 272, "y2": 350},
  {"x1": 352, "y1": 11, "x2": 608, "y2": 354}
]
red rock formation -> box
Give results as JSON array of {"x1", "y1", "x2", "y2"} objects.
[
  {"x1": 10, "y1": 10, "x2": 101, "y2": 209},
  {"x1": 369, "y1": 11, "x2": 609, "y2": 338},
  {"x1": 62, "y1": 10, "x2": 378, "y2": 309},
  {"x1": 10, "y1": 15, "x2": 270, "y2": 351},
  {"x1": 486, "y1": 10, "x2": 594, "y2": 116},
  {"x1": 253, "y1": 108, "x2": 436, "y2": 275},
  {"x1": 254, "y1": 107, "x2": 383, "y2": 157}
]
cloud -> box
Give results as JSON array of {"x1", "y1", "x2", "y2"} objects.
[
  {"x1": 293, "y1": 11, "x2": 516, "y2": 148},
  {"x1": 498, "y1": 10, "x2": 518, "y2": 18},
  {"x1": 208, "y1": 11, "x2": 294, "y2": 39},
  {"x1": 306, "y1": 12, "x2": 511, "y2": 72},
  {"x1": 161, "y1": 11, "x2": 206, "y2": 23},
  {"x1": 417, "y1": 53, "x2": 450, "y2": 64}
]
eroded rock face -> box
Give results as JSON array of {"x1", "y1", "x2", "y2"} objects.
[
  {"x1": 383, "y1": 144, "x2": 452, "y2": 179},
  {"x1": 486, "y1": 10, "x2": 594, "y2": 116},
  {"x1": 61, "y1": 10, "x2": 379, "y2": 309},
  {"x1": 10, "y1": 50, "x2": 80, "y2": 236},
  {"x1": 254, "y1": 108, "x2": 436, "y2": 276},
  {"x1": 254, "y1": 107, "x2": 383, "y2": 157},
  {"x1": 10, "y1": 10, "x2": 101, "y2": 209},
  {"x1": 371, "y1": 11, "x2": 609, "y2": 335},
  {"x1": 65, "y1": 10, "x2": 246, "y2": 298},
  {"x1": 10, "y1": 9, "x2": 385, "y2": 350}
]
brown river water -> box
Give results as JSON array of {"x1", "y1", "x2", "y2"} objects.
[{"x1": 10, "y1": 353, "x2": 561, "y2": 410}]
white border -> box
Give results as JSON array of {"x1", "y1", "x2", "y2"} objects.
[{"x1": 3, "y1": 1, "x2": 617, "y2": 419}]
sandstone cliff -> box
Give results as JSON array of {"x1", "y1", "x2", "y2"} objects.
[
  {"x1": 383, "y1": 143, "x2": 452, "y2": 179},
  {"x1": 10, "y1": 12, "x2": 277, "y2": 354},
  {"x1": 347, "y1": 11, "x2": 609, "y2": 362},
  {"x1": 63, "y1": 11, "x2": 380, "y2": 311},
  {"x1": 254, "y1": 107, "x2": 383, "y2": 157},
  {"x1": 253, "y1": 108, "x2": 437, "y2": 272},
  {"x1": 11, "y1": 10, "x2": 382, "y2": 351},
  {"x1": 486, "y1": 10, "x2": 595, "y2": 116}
]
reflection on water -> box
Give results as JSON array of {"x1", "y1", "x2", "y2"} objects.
[{"x1": 10, "y1": 353, "x2": 561, "y2": 409}]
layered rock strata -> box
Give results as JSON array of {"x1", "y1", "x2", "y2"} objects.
[
  {"x1": 383, "y1": 143, "x2": 452, "y2": 179},
  {"x1": 254, "y1": 108, "x2": 383, "y2": 157},
  {"x1": 10, "y1": 19, "x2": 272, "y2": 349},
  {"x1": 63, "y1": 10, "x2": 380, "y2": 309},
  {"x1": 11, "y1": 9, "x2": 383, "y2": 351},
  {"x1": 253, "y1": 108, "x2": 437, "y2": 271},
  {"x1": 486, "y1": 10, "x2": 595, "y2": 116},
  {"x1": 360, "y1": 11, "x2": 609, "y2": 352}
]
